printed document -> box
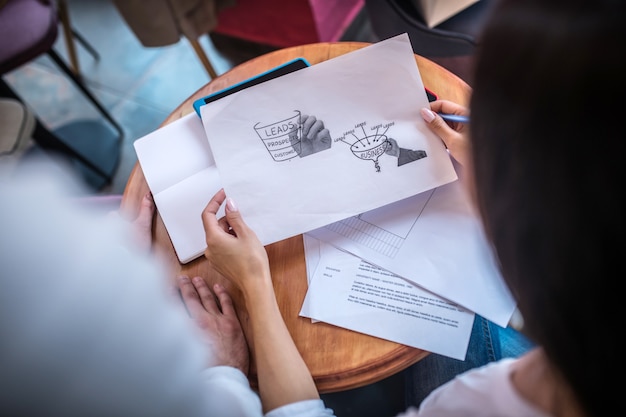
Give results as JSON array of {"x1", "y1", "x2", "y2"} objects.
[
  {"x1": 301, "y1": 236, "x2": 475, "y2": 360},
  {"x1": 306, "y1": 170, "x2": 517, "y2": 327}
]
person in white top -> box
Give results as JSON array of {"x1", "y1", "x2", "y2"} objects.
[
  {"x1": 198, "y1": 0, "x2": 621, "y2": 416},
  {"x1": 0, "y1": 158, "x2": 336, "y2": 417}
]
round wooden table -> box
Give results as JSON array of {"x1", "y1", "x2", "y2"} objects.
[{"x1": 121, "y1": 42, "x2": 471, "y2": 393}]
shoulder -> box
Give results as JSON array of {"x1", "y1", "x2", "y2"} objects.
[{"x1": 415, "y1": 358, "x2": 547, "y2": 417}]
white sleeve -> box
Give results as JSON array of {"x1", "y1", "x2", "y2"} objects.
[
  {"x1": 201, "y1": 366, "x2": 336, "y2": 417},
  {"x1": 413, "y1": 359, "x2": 548, "y2": 417},
  {"x1": 265, "y1": 399, "x2": 336, "y2": 417},
  {"x1": 200, "y1": 366, "x2": 263, "y2": 416}
]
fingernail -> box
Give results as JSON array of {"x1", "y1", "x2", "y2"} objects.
[
  {"x1": 192, "y1": 276, "x2": 203, "y2": 284},
  {"x1": 226, "y1": 197, "x2": 238, "y2": 212},
  {"x1": 178, "y1": 275, "x2": 189, "y2": 282},
  {"x1": 420, "y1": 108, "x2": 436, "y2": 123},
  {"x1": 214, "y1": 283, "x2": 224, "y2": 291}
]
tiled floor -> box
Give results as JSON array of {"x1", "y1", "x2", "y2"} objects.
[{"x1": 2, "y1": 1, "x2": 410, "y2": 416}]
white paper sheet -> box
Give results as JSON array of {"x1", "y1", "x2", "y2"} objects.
[
  {"x1": 300, "y1": 236, "x2": 475, "y2": 360},
  {"x1": 306, "y1": 167, "x2": 516, "y2": 327},
  {"x1": 133, "y1": 113, "x2": 224, "y2": 263},
  {"x1": 201, "y1": 34, "x2": 457, "y2": 246}
]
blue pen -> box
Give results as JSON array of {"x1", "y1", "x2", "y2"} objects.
[{"x1": 438, "y1": 113, "x2": 470, "y2": 124}]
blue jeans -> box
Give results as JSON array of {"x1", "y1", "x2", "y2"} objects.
[{"x1": 404, "y1": 315, "x2": 535, "y2": 407}]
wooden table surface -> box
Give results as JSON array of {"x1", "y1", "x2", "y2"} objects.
[{"x1": 121, "y1": 42, "x2": 471, "y2": 393}]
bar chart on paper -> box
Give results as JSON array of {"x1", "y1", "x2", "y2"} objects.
[{"x1": 322, "y1": 188, "x2": 435, "y2": 258}]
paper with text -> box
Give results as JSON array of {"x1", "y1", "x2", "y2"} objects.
[
  {"x1": 307, "y1": 161, "x2": 516, "y2": 327},
  {"x1": 301, "y1": 236, "x2": 474, "y2": 360},
  {"x1": 306, "y1": 170, "x2": 516, "y2": 327},
  {"x1": 201, "y1": 34, "x2": 457, "y2": 245}
]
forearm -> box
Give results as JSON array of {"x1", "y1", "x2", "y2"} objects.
[{"x1": 242, "y1": 277, "x2": 320, "y2": 413}]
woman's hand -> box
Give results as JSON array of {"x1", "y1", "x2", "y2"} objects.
[
  {"x1": 421, "y1": 100, "x2": 471, "y2": 167},
  {"x1": 201, "y1": 190, "x2": 325, "y2": 411},
  {"x1": 201, "y1": 189, "x2": 272, "y2": 293}
]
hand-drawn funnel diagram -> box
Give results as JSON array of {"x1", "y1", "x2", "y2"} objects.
[
  {"x1": 337, "y1": 121, "x2": 428, "y2": 172},
  {"x1": 254, "y1": 111, "x2": 302, "y2": 162},
  {"x1": 254, "y1": 111, "x2": 333, "y2": 161},
  {"x1": 254, "y1": 114, "x2": 426, "y2": 171},
  {"x1": 338, "y1": 121, "x2": 391, "y2": 172}
]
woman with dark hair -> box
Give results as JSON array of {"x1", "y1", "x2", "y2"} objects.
[
  {"x1": 406, "y1": 0, "x2": 621, "y2": 414},
  {"x1": 198, "y1": 0, "x2": 623, "y2": 416}
]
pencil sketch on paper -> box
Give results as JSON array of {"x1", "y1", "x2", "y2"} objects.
[
  {"x1": 253, "y1": 111, "x2": 332, "y2": 162},
  {"x1": 337, "y1": 120, "x2": 427, "y2": 172},
  {"x1": 253, "y1": 112, "x2": 427, "y2": 172}
]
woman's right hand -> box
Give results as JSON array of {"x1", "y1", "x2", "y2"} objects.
[
  {"x1": 421, "y1": 100, "x2": 471, "y2": 167},
  {"x1": 201, "y1": 189, "x2": 272, "y2": 293}
]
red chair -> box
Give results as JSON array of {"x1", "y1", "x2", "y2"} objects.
[{"x1": 0, "y1": 0, "x2": 123, "y2": 188}]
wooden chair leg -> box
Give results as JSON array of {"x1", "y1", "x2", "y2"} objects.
[
  {"x1": 187, "y1": 36, "x2": 218, "y2": 79},
  {"x1": 57, "y1": 0, "x2": 80, "y2": 76}
]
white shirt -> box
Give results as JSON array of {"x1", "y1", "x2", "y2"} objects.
[
  {"x1": 398, "y1": 358, "x2": 551, "y2": 417},
  {"x1": 0, "y1": 162, "x2": 332, "y2": 417}
]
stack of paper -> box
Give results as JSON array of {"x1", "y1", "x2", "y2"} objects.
[{"x1": 300, "y1": 173, "x2": 516, "y2": 360}]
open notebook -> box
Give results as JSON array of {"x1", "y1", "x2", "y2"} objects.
[
  {"x1": 134, "y1": 113, "x2": 220, "y2": 263},
  {"x1": 134, "y1": 60, "x2": 311, "y2": 263}
]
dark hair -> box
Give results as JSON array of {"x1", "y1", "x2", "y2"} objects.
[{"x1": 470, "y1": 1, "x2": 624, "y2": 415}]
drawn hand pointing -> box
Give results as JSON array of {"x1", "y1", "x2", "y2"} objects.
[{"x1": 384, "y1": 137, "x2": 427, "y2": 166}]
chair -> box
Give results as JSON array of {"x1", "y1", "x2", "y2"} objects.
[
  {"x1": 56, "y1": 0, "x2": 100, "y2": 77},
  {"x1": 364, "y1": 0, "x2": 495, "y2": 57},
  {"x1": 111, "y1": 0, "x2": 235, "y2": 80},
  {"x1": 0, "y1": 0, "x2": 123, "y2": 188}
]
